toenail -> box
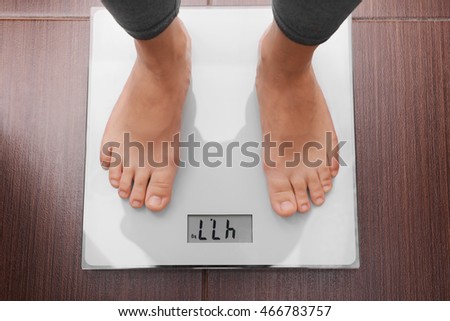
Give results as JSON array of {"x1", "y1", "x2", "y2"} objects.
[
  {"x1": 316, "y1": 197, "x2": 324, "y2": 204},
  {"x1": 110, "y1": 179, "x2": 119, "y2": 186},
  {"x1": 300, "y1": 204, "x2": 309, "y2": 212},
  {"x1": 119, "y1": 190, "x2": 127, "y2": 198},
  {"x1": 149, "y1": 195, "x2": 162, "y2": 207},
  {"x1": 280, "y1": 201, "x2": 295, "y2": 212},
  {"x1": 132, "y1": 201, "x2": 141, "y2": 208}
]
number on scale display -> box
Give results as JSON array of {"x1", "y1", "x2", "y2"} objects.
[{"x1": 187, "y1": 215, "x2": 252, "y2": 243}]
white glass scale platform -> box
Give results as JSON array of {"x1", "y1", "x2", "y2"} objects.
[{"x1": 82, "y1": 7, "x2": 359, "y2": 269}]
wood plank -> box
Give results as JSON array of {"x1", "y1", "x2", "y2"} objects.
[
  {"x1": 210, "y1": 0, "x2": 450, "y2": 19},
  {"x1": 0, "y1": 20, "x2": 203, "y2": 300},
  {"x1": 1, "y1": 0, "x2": 449, "y2": 19},
  {"x1": 206, "y1": 21, "x2": 450, "y2": 300},
  {"x1": 445, "y1": 26, "x2": 450, "y2": 258},
  {"x1": 210, "y1": 0, "x2": 270, "y2": 5},
  {"x1": 353, "y1": 0, "x2": 450, "y2": 19},
  {"x1": 0, "y1": 0, "x2": 207, "y2": 18}
]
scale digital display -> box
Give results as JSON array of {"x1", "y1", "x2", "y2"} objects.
[{"x1": 187, "y1": 215, "x2": 253, "y2": 243}]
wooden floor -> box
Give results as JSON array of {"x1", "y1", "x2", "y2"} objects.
[{"x1": 1, "y1": 0, "x2": 449, "y2": 300}]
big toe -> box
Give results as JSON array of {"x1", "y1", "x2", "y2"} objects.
[
  {"x1": 145, "y1": 167, "x2": 176, "y2": 211},
  {"x1": 330, "y1": 157, "x2": 340, "y2": 177},
  {"x1": 100, "y1": 137, "x2": 120, "y2": 169},
  {"x1": 103, "y1": 145, "x2": 121, "y2": 187},
  {"x1": 99, "y1": 141, "x2": 111, "y2": 169},
  {"x1": 329, "y1": 136, "x2": 340, "y2": 177},
  {"x1": 265, "y1": 171, "x2": 297, "y2": 217}
]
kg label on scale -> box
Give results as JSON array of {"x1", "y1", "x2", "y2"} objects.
[{"x1": 188, "y1": 215, "x2": 253, "y2": 243}]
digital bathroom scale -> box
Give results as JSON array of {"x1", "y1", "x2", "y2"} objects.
[{"x1": 82, "y1": 7, "x2": 359, "y2": 269}]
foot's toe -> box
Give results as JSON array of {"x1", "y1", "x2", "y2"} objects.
[
  {"x1": 307, "y1": 173, "x2": 325, "y2": 206},
  {"x1": 266, "y1": 171, "x2": 297, "y2": 217},
  {"x1": 318, "y1": 167, "x2": 333, "y2": 193},
  {"x1": 329, "y1": 151, "x2": 340, "y2": 177},
  {"x1": 108, "y1": 163, "x2": 122, "y2": 188},
  {"x1": 118, "y1": 167, "x2": 133, "y2": 199},
  {"x1": 145, "y1": 168, "x2": 176, "y2": 211},
  {"x1": 100, "y1": 142, "x2": 112, "y2": 169},
  {"x1": 329, "y1": 136, "x2": 341, "y2": 177},
  {"x1": 291, "y1": 176, "x2": 310, "y2": 213},
  {"x1": 129, "y1": 169, "x2": 150, "y2": 208}
]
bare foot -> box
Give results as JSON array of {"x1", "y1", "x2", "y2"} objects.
[
  {"x1": 256, "y1": 22, "x2": 340, "y2": 217},
  {"x1": 100, "y1": 18, "x2": 191, "y2": 211}
]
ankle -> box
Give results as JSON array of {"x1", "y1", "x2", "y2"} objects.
[
  {"x1": 134, "y1": 18, "x2": 189, "y2": 74},
  {"x1": 260, "y1": 22, "x2": 317, "y2": 77}
]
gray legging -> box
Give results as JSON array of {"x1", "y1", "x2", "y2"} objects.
[{"x1": 101, "y1": 0, "x2": 361, "y2": 46}]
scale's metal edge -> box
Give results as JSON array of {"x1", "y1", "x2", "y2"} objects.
[
  {"x1": 347, "y1": 15, "x2": 360, "y2": 270},
  {"x1": 82, "y1": 264, "x2": 358, "y2": 270},
  {"x1": 82, "y1": 7, "x2": 360, "y2": 270},
  {"x1": 81, "y1": 6, "x2": 101, "y2": 271}
]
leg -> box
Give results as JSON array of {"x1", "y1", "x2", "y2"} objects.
[
  {"x1": 272, "y1": 0, "x2": 362, "y2": 46},
  {"x1": 102, "y1": 0, "x2": 181, "y2": 40},
  {"x1": 100, "y1": 0, "x2": 191, "y2": 211},
  {"x1": 257, "y1": 0, "x2": 361, "y2": 216}
]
